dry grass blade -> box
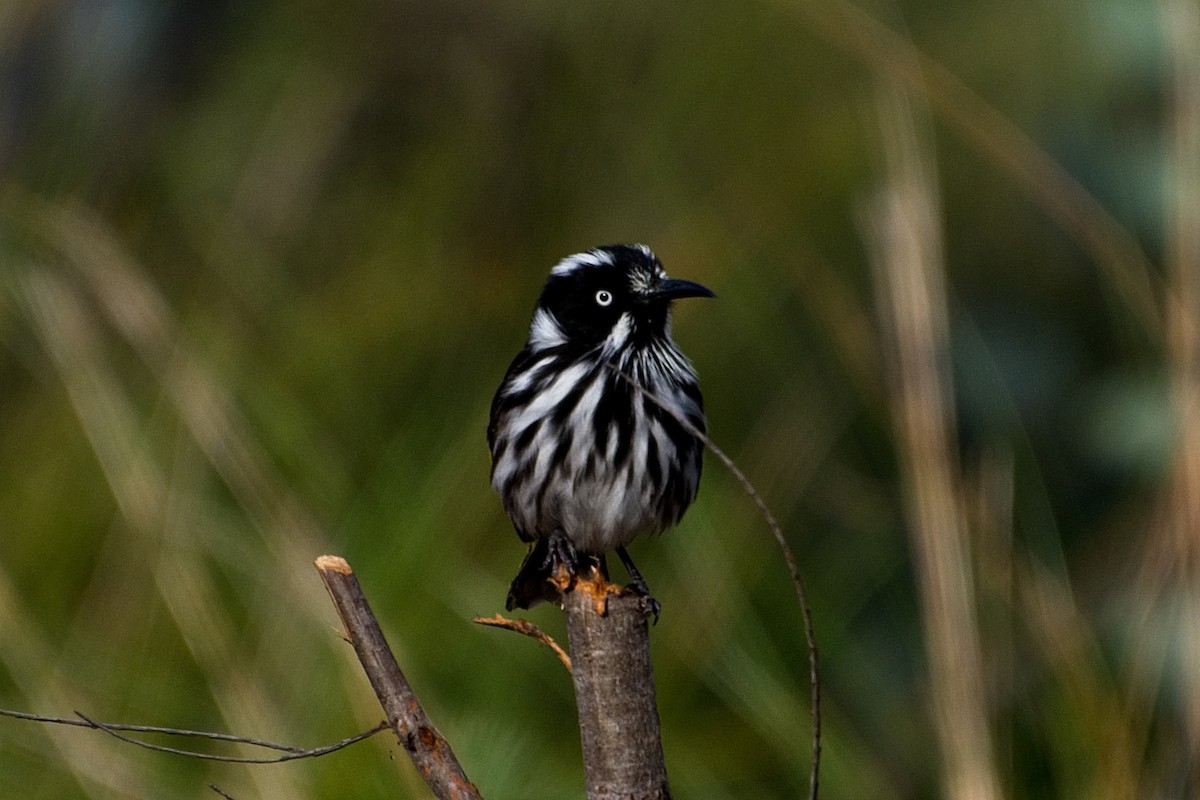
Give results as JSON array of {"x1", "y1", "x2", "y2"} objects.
[
  {"x1": 782, "y1": 0, "x2": 1162, "y2": 335},
  {"x1": 0, "y1": 567, "x2": 150, "y2": 795},
  {"x1": 11, "y1": 263, "x2": 309, "y2": 800},
  {"x1": 1017, "y1": 561, "x2": 1139, "y2": 797},
  {"x1": 864, "y1": 83, "x2": 1001, "y2": 800},
  {"x1": 1108, "y1": 2, "x2": 1200, "y2": 790},
  {"x1": 1158, "y1": 0, "x2": 1200, "y2": 777}
]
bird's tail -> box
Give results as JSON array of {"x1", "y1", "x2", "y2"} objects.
[{"x1": 505, "y1": 539, "x2": 561, "y2": 610}]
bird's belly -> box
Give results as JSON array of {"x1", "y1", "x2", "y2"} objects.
[
  {"x1": 494, "y1": 447, "x2": 664, "y2": 554},
  {"x1": 542, "y1": 474, "x2": 659, "y2": 553},
  {"x1": 491, "y1": 356, "x2": 701, "y2": 555}
]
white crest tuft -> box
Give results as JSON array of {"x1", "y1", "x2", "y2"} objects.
[{"x1": 550, "y1": 248, "x2": 615, "y2": 277}]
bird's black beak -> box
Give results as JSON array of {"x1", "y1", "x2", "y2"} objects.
[{"x1": 654, "y1": 278, "x2": 715, "y2": 301}]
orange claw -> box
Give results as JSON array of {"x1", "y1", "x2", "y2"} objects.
[
  {"x1": 572, "y1": 563, "x2": 624, "y2": 616},
  {"x1": 549, "y1": 560, "x2": 576, "y2": 594}
]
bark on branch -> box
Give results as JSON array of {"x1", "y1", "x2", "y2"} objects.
[
  {"x1": 562, "y1": 578, "x2": 671, "y2": 800},
  {"x1": 315, "y1": 555, "x2": 480, "y2": 800}
]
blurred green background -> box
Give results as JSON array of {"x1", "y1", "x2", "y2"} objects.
[{"x1": 1, "y1": 0, "x2": 1194, "y2": 798}]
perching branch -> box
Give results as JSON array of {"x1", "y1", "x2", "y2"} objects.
[
  {"x1": 314, "y1": 555, "x2": 481, "y2": 800},
  {"x1": 562, "y1": 573, "x2": 671, "y2": 800},
  {"x1": 478, "y1": 570, "x2": 670, "y2": 798}
]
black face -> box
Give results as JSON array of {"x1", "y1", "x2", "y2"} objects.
[
  {"x1": 536, "y1": 244, "x2": 712, "y2": 348},
  {"x1": 538, "y1": 260, "x2": 638, "y2": 346}
]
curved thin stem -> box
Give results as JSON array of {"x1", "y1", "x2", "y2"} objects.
[{"x1": 612, "y1": 365, "x2": 821, "y2": 800}]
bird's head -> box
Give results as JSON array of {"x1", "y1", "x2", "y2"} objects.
[{"x1": 528, "y1": 244, "x2": 714, "y2": 353}]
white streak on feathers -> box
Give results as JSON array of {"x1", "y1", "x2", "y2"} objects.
[
  {"x1": 491, "y1": 331, "x2": 703, "y2": 553},
  {"x1": 550, "y1": 248, "x2": 614, "y2": 277},
  {"x1": 527, "y1": 308, "x2": 567, "y2": 351},
  {"x1": 491, "y1": 244, "x2": 705, "y2": 555}
]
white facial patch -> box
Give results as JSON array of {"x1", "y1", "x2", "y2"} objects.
[
  {"x1": 601, "y1": 313, "x2": 634, "y2": 357},
  {"x1": 527, "y1": 307, "x2": 568, "y2": 350}
]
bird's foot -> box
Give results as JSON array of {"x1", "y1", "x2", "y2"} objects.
[
  {"x1": 625, "y1": 581, "x2": 661, "y2": 624},
  {"x1": 534, "y1": 535, "x2": 656, "y2": 618},
  {"x1": 541, "y1": 536, "x2": 622, "y2": 615},
  {"x1": 542, "y1": 529, "x2": 581, "y2": 594},
  {"x1": 572, "y1": 562, "x2": 624, "y2": 616},
  {"x1": 616, "y1": 546, "x2": 661, "y2": 624}
]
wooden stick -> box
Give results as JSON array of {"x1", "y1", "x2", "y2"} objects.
[
  {"x1": 315, "y1": 555, "x2": 480, "y2": 800},
  {"x1": 563, "y1": 576, "x2": 671, "y2": 800},
  {"x1": 473, "y1": 614, "x2": 573, "y2": 674}
]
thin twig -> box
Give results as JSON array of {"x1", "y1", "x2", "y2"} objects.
[
  {"x1": 0, "y1": 707, "x2": 386, "y2": 764},
  {"x1": 473, "y1": 614, "x2": 573, "y2": 673},
  {"x1": 76, "y1": 712, "x2": 386, "y2": 764},
  {"x1": 209, "y1": 784, "x2": 238, "y2": 800},
  {"x1": 611, "y1": 364, "x2": 821, "y2": 800}
]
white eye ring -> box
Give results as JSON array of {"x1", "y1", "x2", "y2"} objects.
[{"x1": 595, "y1": 289, "x2": 613, "y2": 307}]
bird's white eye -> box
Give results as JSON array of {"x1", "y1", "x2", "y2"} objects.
[{"x1": 595, "y1": 290, "x2": 613, "y2": 307}]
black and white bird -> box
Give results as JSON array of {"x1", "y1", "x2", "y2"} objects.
[{"x1": 488, "y1": 243, "x2": 712, "y2": 616}]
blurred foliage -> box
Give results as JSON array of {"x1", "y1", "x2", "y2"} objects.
[{"x1": 0, "y1": 0, "x2": 1191, "y2": 798}]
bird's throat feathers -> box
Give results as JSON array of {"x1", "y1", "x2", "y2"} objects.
[{"x1": 527, "y1": 306, "x2": 674, "y2": 373}]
